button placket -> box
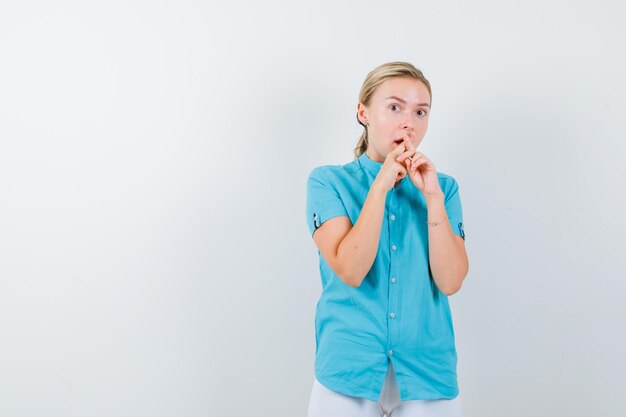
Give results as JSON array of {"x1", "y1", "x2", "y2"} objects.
[{"x1": 387, "y1": 190, "x2": 400, "y2": 357}]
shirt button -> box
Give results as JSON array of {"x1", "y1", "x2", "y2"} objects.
[
  {"x1": 389, "y1": 312, "x2": 395, "y2": 319},
  {"x1": 391, "y1": 245, "x2": 397, "y2": 251},
  {"x1": 391, "y1": 277, "x2": 397, "y2": 284},
  {"x1": 390, "y1": 214, "x2": 395, "y2": 221},
  {"x1": 388, "y1": 349, "x2": 394, "y2": 356}
]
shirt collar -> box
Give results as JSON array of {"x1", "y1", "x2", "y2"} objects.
[
  {"x1": 358, "y1": 151, "x2": 408, "y2": 188},
  {"x1": 358, "y1": 152, "x2": 383, "y2": 173}
]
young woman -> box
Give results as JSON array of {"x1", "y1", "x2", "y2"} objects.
[{"x1": 306, "y1": 61, "x2": 468, "y2": 417}]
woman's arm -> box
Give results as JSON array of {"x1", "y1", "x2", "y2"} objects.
[
  {"x1": 425, "y1": 192, "x2": 469, "y2": 295},
  {"x1": 313, "y1": 182, "x2": 388, "y2": 288}
]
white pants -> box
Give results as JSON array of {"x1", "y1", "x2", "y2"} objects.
[{"x1": 307, "y1": 361, "x2": 462, "y2": 417}]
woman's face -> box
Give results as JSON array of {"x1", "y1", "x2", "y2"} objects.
[{"x1": 358, "y1": 77, "x2": 431, "y2": 162}]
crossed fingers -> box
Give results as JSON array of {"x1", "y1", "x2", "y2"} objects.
[{"x1": 396, "y1": 136, "x2": 429, "y2": 174}]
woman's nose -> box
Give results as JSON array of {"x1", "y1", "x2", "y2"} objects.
[{"x1": 401, "y1": 111, "x2": 414, "y2": 129}]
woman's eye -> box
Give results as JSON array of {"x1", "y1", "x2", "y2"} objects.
[
  {"x1": 417, "y1": 109, "x2": 428, "y2": 117},
  {"x1": 390, "y1": 104, "x2": 400, "y2": 111}
]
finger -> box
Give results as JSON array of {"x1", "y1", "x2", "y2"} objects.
[
  {"x1": 402, "y1": 135, "x2": 416, "y2": 152},
  {"x1": 414, "y1": 154, "x2": 435, "y2": 169},
  {"x1": 390, "y1": 142, "x2": 406, "y2": 157},
  {"x1": 411, "y1": 158, "x2": 427, "y2": 170},
  {"x1": 411, "y1": 155, "x2": 420, "y2": 170},
  {"x1": 396, "y1": 149, "x2": 416, "y2": 162},
  {"x1": 413, "y1": 152, "x2": 434, "y2": 165}
]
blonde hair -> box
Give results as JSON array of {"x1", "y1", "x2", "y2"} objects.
[{"x1": 354, "y1": 61, "x2": 432, "y2": 158}]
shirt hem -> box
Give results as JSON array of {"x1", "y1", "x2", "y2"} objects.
[{"x1": 315, "y1": 371, "x2": 460, "y2": 402}]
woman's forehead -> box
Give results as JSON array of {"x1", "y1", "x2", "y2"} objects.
[{"x1": 375, "y1": 77, "x2": 430, "y2": 103}]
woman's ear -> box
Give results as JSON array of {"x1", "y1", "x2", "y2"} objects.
[{"x1": 357, "y1": 102, "x2": 369, "y2": 126}]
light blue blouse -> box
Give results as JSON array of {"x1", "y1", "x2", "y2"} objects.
[{"x1": 306, "y1": 152, "x2": 466, "y2": 402}]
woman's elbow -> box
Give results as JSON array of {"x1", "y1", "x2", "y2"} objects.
[
  {"x1": 328, "y1": 251, "x2": 371, "y2": 288},
  {"x1": 334, "y1": 265, "x2": 365, "y2": 288},
  {"x1": 442, "y1": 284, "x2": 462, "y2": 296},
  {"x1": 337, "y1": 271, "x2": 363, "y2": 288},
  {"x1": 443, "y1": 271, "x2": 468, "y2": 296}
]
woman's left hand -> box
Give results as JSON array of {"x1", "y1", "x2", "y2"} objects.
[{"x1": 396, "y1": 136, "x2": 443, "y2": 196}]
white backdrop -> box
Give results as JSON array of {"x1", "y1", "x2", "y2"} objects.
[{"x1": 1, "y1": 1, "x2": 625, "y2": 416}]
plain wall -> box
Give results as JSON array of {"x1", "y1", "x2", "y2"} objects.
[{"x1": 1, "y1": 0, "x2": 625, "y2": 416}]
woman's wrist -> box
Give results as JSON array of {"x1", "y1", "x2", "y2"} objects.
[
  {"x1": 371, "y1": 179, "x2": 390, "y2": 195},
  {"x1": 424, "y1": 191, "x2": 444, "y2": 205}
]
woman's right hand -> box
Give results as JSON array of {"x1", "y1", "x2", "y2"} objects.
[{"x1": 372, "y1": 143, "x2": 411, "y2": 192}]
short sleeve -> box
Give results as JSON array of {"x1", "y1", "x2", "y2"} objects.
[
  {"x1": 306, "y1": 167, "x2": 349, "y2": 236},
  {"x1": 443, "y1": 176, "x2": 466, "y2": 241}
]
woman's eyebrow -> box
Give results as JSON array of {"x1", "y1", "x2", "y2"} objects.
[{"x1": 385, "y1": 96, "x2": 430, "y2": 107}]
